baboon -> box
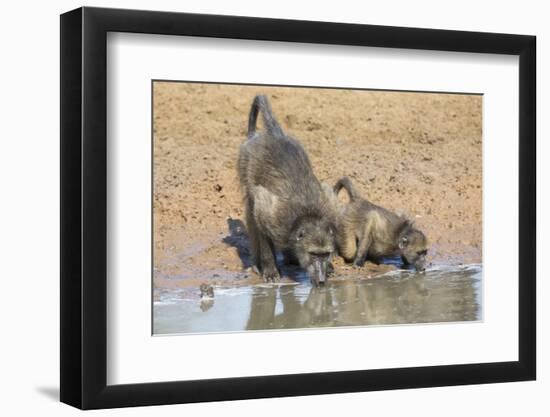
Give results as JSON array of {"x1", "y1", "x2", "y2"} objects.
[
  {"x1": 333, "y1": 177, "x2": 428, "y2": 271},
  {"x1": 238, "y1": 95, "x2": 336, "y2": 285}
]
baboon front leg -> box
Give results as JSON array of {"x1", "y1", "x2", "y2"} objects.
[
  {"x1": 283, "y1": 249, "x2": 299, "y2": 265},
  {"x1": 256, "y1": 231, "x2": 280, "y2": 282},
  {"x1": 354, "y1": 224, "x2": 372, "y2": 267},
  {"x1": 327, "y1": 261, "x2": 335, "y2": 277}
]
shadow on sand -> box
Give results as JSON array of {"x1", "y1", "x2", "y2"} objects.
[
  {"x1": 222, "y1": 218, "x2": 254, "y2": 269},
  {"x1": 222, "y1": 218, "x2": 310, "y2": 283}
]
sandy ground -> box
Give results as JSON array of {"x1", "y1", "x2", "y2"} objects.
[{"x1": 153, "y1": 82, "x2": 482, "y2": 290}]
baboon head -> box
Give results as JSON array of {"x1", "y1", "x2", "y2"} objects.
[
  {"x1": 398, "y1": 224, "x2": 428, "y2": 271},
  {"x1": 290, "y1": 216, "x2": 336, "y2": 286}
]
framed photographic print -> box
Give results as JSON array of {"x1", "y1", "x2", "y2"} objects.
[{"x1": 60, "y1": 6, "x2": 536, "y2": 410}]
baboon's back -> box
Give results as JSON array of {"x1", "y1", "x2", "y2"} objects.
[{"x1": 239, "y1": 131, "x2": 322, "y2": 204}]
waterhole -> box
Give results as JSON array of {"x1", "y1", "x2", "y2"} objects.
[{"x1": 153, "y1": 264, "x2": 481, "y2": 335}]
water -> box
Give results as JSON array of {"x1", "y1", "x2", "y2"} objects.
[{"x1": 153, "y1": 264, "x2": 482, "y2": 335}]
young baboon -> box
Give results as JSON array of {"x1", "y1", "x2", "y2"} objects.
[
  {"x1": 238, "y1": 95, "x2": 336, "y2": 285},
  {"x1": 333, "y1": 177, "x2": 428, "y2": 271}
]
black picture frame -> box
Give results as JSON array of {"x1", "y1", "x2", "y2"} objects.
[{"x1": 60, "y1": 6, "x2": 536, "y2": 410}]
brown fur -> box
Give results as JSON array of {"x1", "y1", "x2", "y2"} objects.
[
  {"x1": 238, "y1": 95, "x2": 337, "y2": 285},
  {"x1": 333, "y1": 177, "x2": 428, "y2": 271}
]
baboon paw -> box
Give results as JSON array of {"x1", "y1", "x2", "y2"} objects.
[
  {"x1": 353, "y1": 259, "x2": 366, "y2": 268},
  {"x1": 262, "y1": 268, "x2": 280, "y2": 283}
]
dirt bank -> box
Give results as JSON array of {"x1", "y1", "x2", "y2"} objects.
[{"x1": 153, "y1": 82, "x2": 482, "y2": 289}]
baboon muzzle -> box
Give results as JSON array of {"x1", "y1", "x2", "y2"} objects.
[
  {"x1": 308, "y1": 253, "x2": 330, "y2": 286},
  {"x1": 414, "y1": 259, "x2": 427, "y2": 272}
]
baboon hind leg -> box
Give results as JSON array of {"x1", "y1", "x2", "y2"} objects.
[
  {"x1": 256, "y1": 232, "x2": 280, "y2": 282},
  {"x1": 354, "y1": 222, "x2": 373, "y2": 267},
  {"x1": 337, "y1": 225, "x2": 358, "y2": 263},
  {"x1": 245, "y1": 197, "x2": 280, "y2": 282},
  {"x1": 245, "y1": 198, "x2": 261, "y2": 274}
]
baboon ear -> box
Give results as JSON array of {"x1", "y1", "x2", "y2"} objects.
[
  {"x1": 296, "y1": 227, "x2": 305, "y2": 241},
  {"x1": 399, "y1": 236, "x2": 408, "y2": 249},
  {"x1": 401, "y1": 218, "x2": 414, "y2": 228}
]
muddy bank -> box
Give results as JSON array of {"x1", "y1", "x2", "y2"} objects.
[{"x1": 153, "y1": 82, "x2": 482, "y2": 289}]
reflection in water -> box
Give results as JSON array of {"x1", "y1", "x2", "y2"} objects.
[
  {"x1": 200, "y1": 298, "x2": 214, "y2": 312},
  {"x1": 153, "y1": 265, "x2": 481, "y2": 335}
]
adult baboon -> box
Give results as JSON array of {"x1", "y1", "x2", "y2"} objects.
[{"x1": 238, "y1": 95, "x2": 336, "y2": 285}]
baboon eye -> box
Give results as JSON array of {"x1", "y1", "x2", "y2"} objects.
[
  {"x1": 417, "y1": 250, "x2": 427, "y2": 256},
  {"x1": 297, "y1": 230, "x2": 305, "y2": 240}
]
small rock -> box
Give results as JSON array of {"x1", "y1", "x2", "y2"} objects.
[{"x1": 199, "y1": 283, "x2": 214, "y2": 299}]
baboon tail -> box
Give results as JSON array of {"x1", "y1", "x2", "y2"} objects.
[
  {"x1": 334, "y1": 177, "x2": 359, "y2": 202},
  {"x1": 247, "y1": 95, "x2": 285, "y2": 138}
]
